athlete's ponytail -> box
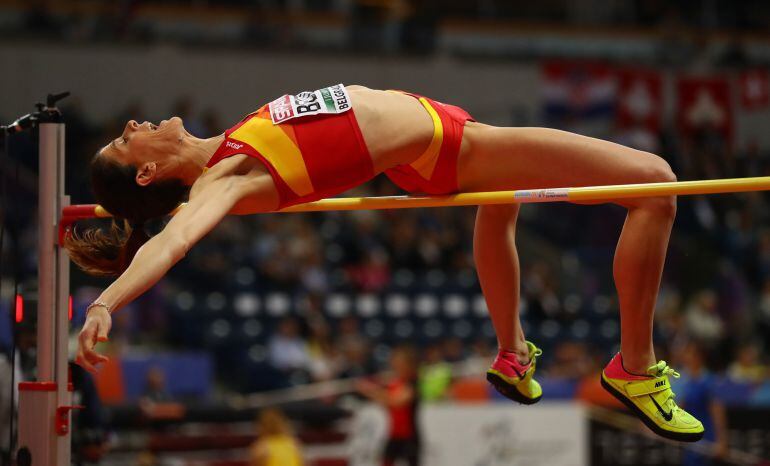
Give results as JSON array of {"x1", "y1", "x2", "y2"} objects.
[{"x1": 64, "y1": 151, "x2": 188, "y2": 276}]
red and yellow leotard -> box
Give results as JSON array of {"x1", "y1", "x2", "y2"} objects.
[
  {"x1": 206, "y1": 85, "x2": 374, "y2": 209},
  {"x1": 206, "y1": 85, "x2": 474, "y2": 209},
  {"x1": 384, "y1": 91, "x2": 475, "y2": 195}
]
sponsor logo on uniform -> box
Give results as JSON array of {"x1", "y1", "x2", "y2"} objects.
[
  {"x1": 268, "y1": 84, "x2": 352, "y2": 124},
  {"x1": 295, "y1": 91, "x2": 316, "y2": 104},
  {"x1": 294, "y1": 91, "x2": 321, "y2": 115},
  {"x1": 226, "y1": 141, "x2": 243, "y2": 150},
  {"x1": 269, "y1": 95, "x2": 295, "y2": 123}
]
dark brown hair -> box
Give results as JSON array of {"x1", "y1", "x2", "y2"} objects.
[{"x1": 64, "y1": 152, "x2": 188, "y2": 276}]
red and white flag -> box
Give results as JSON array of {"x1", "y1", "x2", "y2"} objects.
[
  {"x1": 677, "y1": 76, "x2": 733, "y2": 142},
  {"x1": 739, "y1": 69, "x2": 770, "y2": 110},
  {"x1": 541, "y1": 61, "x2": 616, "y2": 122},
  {"x1": 616, "y1": 68, "x2": 663, "y2": 133}
]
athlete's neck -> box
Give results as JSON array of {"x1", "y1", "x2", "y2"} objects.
[{"x1": 177, "y1": 133, "x2": 225, "y2": 185}]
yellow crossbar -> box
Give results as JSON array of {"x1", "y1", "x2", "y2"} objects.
[
  {"x1": 283, "y1": 176, "x2": 770, "y2": 212},
  {"x1": 70, "y1": 176, "x2": 770, "y2": 219}
]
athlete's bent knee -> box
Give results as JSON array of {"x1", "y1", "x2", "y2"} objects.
[
  {"x1": 640, "y1": 155, "x2": 677, "y2": 184},
  {"x1": 635, "y1": 156, "x2": 677, "y2": 218}
]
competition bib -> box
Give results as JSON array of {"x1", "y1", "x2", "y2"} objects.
[{"x1": 269, "y1": 83, "x2": 352, "y2": 124}]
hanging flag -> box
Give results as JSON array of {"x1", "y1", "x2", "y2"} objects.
[
  {"x1": 541, "y1": 61, "x2": 616, "y2": 130},
  {"x1": 739, "y1": 69, "x2": 770, "y2": 110},
  {"x1": 677, "y1": 76, "x2": 733, "y2": 142},
  {"x1": 616, "y1": 68, "x2": 663, "y2": 133}
]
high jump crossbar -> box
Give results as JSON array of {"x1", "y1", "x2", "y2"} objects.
[{"x1": 61, "y1": 176, "x2": 770, "y2": 222}]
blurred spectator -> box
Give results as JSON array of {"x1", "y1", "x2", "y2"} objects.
[
  {"x1": 547, "y1": 341, "x2": 592, "y2": 380},
  {"x1": 347, "y1": 247, "x2": 391, "y2": 292},
  {"x1": 339, "y1": 338, "x2": 374, "y2": 378},
  {"x1": 250, "y1": 408, "x2": 304, "y2": 466},
  {"x1": 684, "y1": 290, "x2": 724, "y2": 348},
  {"x1": 751, "y1": 376, "x2": 770, "y2": 406},
  {"x1": 139, "y1": 367, "x2": 185, "y2": 421},
  {"x1": 142, "y1": 366, "x2": 172, "y2": 402},
  {"x1": 268, "y1": 318, "x2": 310, "y2": 372},
  {"x1": 442, "y1": 337, "x2": 465, "y2": 363},
  {"x1": 673, "y1": 341, "x2": 728, "y2": 466},
  {"x1": 336, "y1": 316, "x2": 368, "y2": 354},
  {"x1": 306, "y1": 318, "x2": 343, "y2": 381},
  {"x1": 357, "y1": 346, "x2": 421, "y2": 466},
  {"x1": 418, "y1": 344, "x2": 451, "y2": 402},
  {"x1": 727, "y1": 342, "x2": 766, "y2": 384}
]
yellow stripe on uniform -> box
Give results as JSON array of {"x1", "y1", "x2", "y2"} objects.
[
  {"x1": 230, "y1": 117, "x2": 314, "y2": 196},
  {"x1": 408, "y1": 98, "x2": 444, "y2": 180}
]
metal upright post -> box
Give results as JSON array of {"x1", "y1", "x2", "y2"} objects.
[
  {"x1": 55, "y1": 123, "x2": 73, "y2": 466},
  {"x1": 36, "y1": 122, "x2": 57, "y2": 383},
  {"x1": 15, "y1": 97, "x2": 73, "y2": 465}
]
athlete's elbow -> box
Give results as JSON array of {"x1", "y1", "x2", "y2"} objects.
[
  {"x1": 172, "y1": 239, "x2": 191, "y2": 262},
  {"x1": 161, "y1": 232, "x2": 191, "y2": 262}
]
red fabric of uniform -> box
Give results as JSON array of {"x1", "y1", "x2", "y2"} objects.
[
  {"x1": 206, "y1": 107, "x2": 375, "y2": 209},
  {"x1": 384, "y1": 93, "x2": 475, "y2": 195},
  {"x1": 291, "y1": 110, "x2": 374, "y2": 202}
]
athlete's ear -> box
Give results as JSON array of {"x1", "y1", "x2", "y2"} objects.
[{"x1": 135, "y1": 162, "x2": 157, "y2": 187}]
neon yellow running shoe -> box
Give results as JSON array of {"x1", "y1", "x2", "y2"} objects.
[
  {"x1": 486, "y1": 341, "x2": 543, "y2": 405},
  {"x1": 601, "y1": 353, "x2": 704, "y2": 442}
]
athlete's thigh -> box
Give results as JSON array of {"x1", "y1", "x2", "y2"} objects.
[{"x1": 457, "y1": 124, "x2": 673, "y2": 193}]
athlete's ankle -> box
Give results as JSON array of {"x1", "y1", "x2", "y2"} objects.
[
  {"x1": 499, "y1": 344, "x2": 530, "y2": 366},
  {"x1": 619, "y1": 351, "x2": 656, "y2": 376}
]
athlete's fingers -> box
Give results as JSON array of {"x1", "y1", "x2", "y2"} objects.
[
  {"x1": 78, "y1": 326, "x2": 95, "y2": 349},
  {"x1": 82, "y1": 340, "x2": 109, "y2": 364},
  {"x1": 75, "y1": 351, "x2": 97, "y2": 374},
  {"x1": 86, "y1": 349, "x2": 109, "y2": 365},
  {"x1": 76, "y1": 314, "x2": 110, "y2": 375}
]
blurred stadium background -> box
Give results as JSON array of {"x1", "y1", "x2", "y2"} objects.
[{"x1": 1, "y1": 0, "x2": 770, "y2": 465}]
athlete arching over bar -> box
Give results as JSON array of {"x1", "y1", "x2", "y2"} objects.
[{"x1": 68, "y1": 84, "x2": 703, "y2": 441}]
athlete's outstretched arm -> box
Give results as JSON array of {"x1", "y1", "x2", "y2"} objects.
[{"x1": 76, "y1": 176, "x2": 245, "y2": 373}]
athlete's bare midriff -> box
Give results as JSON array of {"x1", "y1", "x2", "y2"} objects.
[{"x1": 347, "y1": 85, "x2": 436, "y2": 173}]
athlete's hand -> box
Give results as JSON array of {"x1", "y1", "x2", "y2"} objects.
[{"x1": 76, "y1": 306, "x2": 112, "y2": 374}]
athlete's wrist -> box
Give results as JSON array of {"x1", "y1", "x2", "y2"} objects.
[{"x1": 86, "y1": 301, "x2": 112, "y2": 317}]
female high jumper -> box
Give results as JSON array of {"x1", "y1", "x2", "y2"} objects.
[{"x1": 68, "y1": 84, "x2": 704, "y2": 442}]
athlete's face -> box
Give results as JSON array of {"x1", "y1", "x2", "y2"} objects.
[{"x1": 98, "y1": 117, "x2": 189, "y2": 185}]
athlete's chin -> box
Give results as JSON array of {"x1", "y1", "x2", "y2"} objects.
[
  {"x1": 169, "y1": 116, "x2": 192, "y2": 138},
  {"x1": 167, "y1": 116, "x2": 182, "y2": 128}
]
